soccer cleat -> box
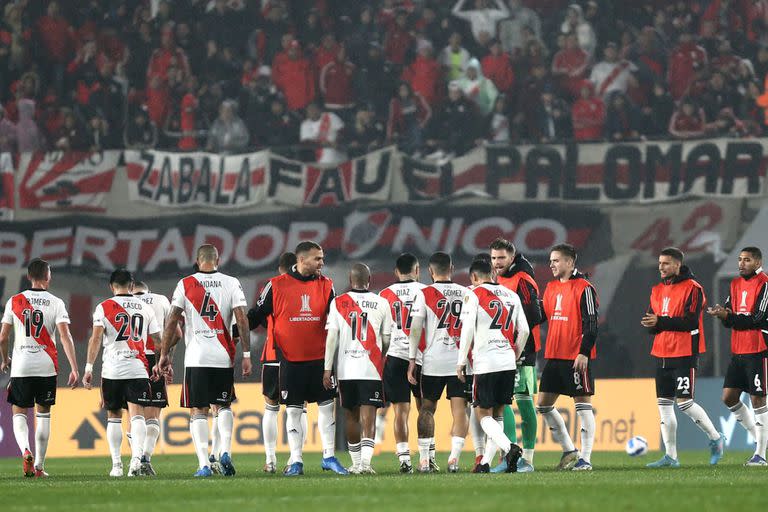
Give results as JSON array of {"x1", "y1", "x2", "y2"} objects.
[
  {"x1": 504, "y1": 444, "x2": 523, "y2": 473},
  {"x1": 474, "y1": 463, "x2": 490, "y2": 473},
  {"x1": 359, "y1": 465, "x2": 376, "y2": 474},
  {"x1": 347, "y1": 465, "x2": 362, "y2": 474},
  {"x1": 209, "y1": 455, "x2": 223, "y2": 475},
  {"x1": 490, "y1": 460, "x2": 508, "y2": 473},
  {"x1": 557, "y1": 450, "x2": 579, "y2": 470},
  {"x1": 517, "y1": 458, "x2": 535, "y2": 473},
  {"x1": 429, "y1": 458, "x2": 440, "y2": 472},
  {"x1": 447, "y1": 458, "x2": 459, "y2": 473},
  {"x1": 418, "y1": 460, "x2": 432, "y2": 473},
  {"x1": 263, "y1": 462, "x2": 276, "y2": 474},
  {"x1": 34, "y1": 468, "x2": 48, "y2": 478},
  {"x1": 127, "y1": 457, "x2": 142, "y2": 477},
  {"x1": 194, "y1": 466, "x2": 213, "y2": 477},
  {"x1": 321, "y1": 456, "x2": 349, "y2": 475},
  {"x1": 399, "y1": 461, "x2": 413, "y2": 474},
  {"x1": 572, "y1": 458, "x2": 593, "y2": 471},
  {"x1": 220, "y1": 452, "x2": 236, "y2": 477},
  {"x1": 709, "y1": 433, "x2": 725, "y2": 465},
  {"x1": 646, "y1": 454, "x2": 681, "y2": 468},
  {"x1": 109, "y1": 463, "x2": 124, "y2": 477},
  {"x1": 283, "y1": 462, "x2": 304, "y2": 476},
  {"x1": 140, "y1": 456, "x2": 156, "y2": 476},
  {"x1": 22, "y1": 449, "x2": 34, "y2": 477},
  {"x1": 745, "y1": 454, "x2": 768, "y2": 466},
  {"x1": 472, "y1": 455, "x2": 483, "y2": 473}
]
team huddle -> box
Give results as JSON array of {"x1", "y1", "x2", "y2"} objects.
[{"x1": 0, "y1": 239, "x2": 767, "y2": 477}]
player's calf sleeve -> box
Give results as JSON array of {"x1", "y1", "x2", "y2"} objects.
[
  {"x1": 678, "y1": 400, "x2": 720, "y2": 440},
  {"x1": 107, "y1": 418, "x2": 123, "y2": 465},
  {"x1": 502, "y1": 405, "x2": 517, "y2": 443},
  {"x1": 754, "y1": 405, "x2": 768, "y2": 457},
  {"x1": 189, "y1": 414, "x2": 210, "y2": 469},
  {"x1": 516, "y1": 395, "x2": 537, "y2": 456},
  {"x1": 657, "y1": 398, "x2": 678, "y2": 460},
  {"x1": 537, "y1": 405, "x2": 576, "y2": 452},
  {"x1": 263, "y1": 404, "x2": 279, "y2": 464},
  {"x1": 479, "y1": 416, "x2": 511, "y2": 455},
  {"x1": 217, "y1": 407, "x2": 234, "y2": 456},
  {"x1": 301, "y1": 407, "x2": 308, "y2": 446},
  {"x1": 469, "y1": 408, "x2": 485, "y2": 456},
  {"x1": 575, "y1": 403, "x2": 595, "y2": 463},
  {"x1": 209, "y1": 413, "x2": 219, "y2": 458},
  {"x1": 317, "y1": 400, "x2": 336, "y2": 458},
  {"x1": 12, "y1": 413, "x2": 30, "y2": 454},
  {"x1": 144, "y1": 418, "x2": 161, "y2": 460},
  {"x1": 130, "y1": 415, "x2": 146, "y2": 460},
  {"x1": 34, "y1": 412, "x2": 50, "y2": 468},
  {"x1": 285, "y1": 406, "x2": 304, "y2": 464},
  {"x1": 361, "y1": 437, "x2": 375, "y2": 467},
  {"x1": 729, "y1": 401, "x2": 756, "y2": 437}
]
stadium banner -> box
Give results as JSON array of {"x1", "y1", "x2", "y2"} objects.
[
  {"x1": 0, "y1": 152, "x2": 13, "y2": 220},
  {"x1": 267, "y1": 145, "x2": 394, "y2": 206},
  {"x1": 400, "y1": 139, "x2": 768, "y2": 203},
  {"x1": 124, "y1": 149, "x2": 268, "y2": 208},
  {"x1": 17, "y1": 151, "x2": 120, "y2": 211},
  {"x1": 44, "y1": 379, "x2": 658, "y2": 458}
]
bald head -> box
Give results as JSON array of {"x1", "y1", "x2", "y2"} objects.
[
  {"x1": 196, "y1": 244, "x2": 219, "y2": 271},
  {"x1": 349, "y1": 262, "x2": 371, "y2": 290}
]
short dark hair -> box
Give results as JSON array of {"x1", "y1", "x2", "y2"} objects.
[
  {"x1": 133, "y1": 280, "x2": 149, "y2": 292},
  {"x1": 27, "y1": 258, "x2": 50, "y2": 281},
  {"x1": 278, "y1": 252, "x2": 297, "y2": 272},
  {"x1": 660, "y1": 247, "x2": 684, "y2": 263},
  {"x1": 741, "y1": 246, "x2": 763, "y2": 260},
  {"x1": 395, "y1": 253, "x2": 419, "y2": 274},
  {"x1": 551, "y1": 243, "x2": 577, "y2": 262},
  {"x1": 295, "y1": 240, "x2": 322, "y2": 255},
  {"x1": 469, "y1": 259, "x2": 493, "y2": 277},
  {"x1": 489, "y1": 238, "x2": 515, "y2": 253},
  {"x1": 109, "y1": 268, "x2": 134, "y2": 287},
  {"x1": 472, "y1": 253, "x2": 492, "y2": 264},
  {"x1": 428, "y1": 252, "x2": 452, "y2": 274}
]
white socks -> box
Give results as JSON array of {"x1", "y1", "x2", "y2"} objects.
[
  {"x1": 396, "y1": 441, "x2": 411, "y2": 463},
  {"x1": 361, "y1": 437, "x2": 375, "y2": 467},
  {"x1": 286, "y1": 406, "x2": 304, "y2": 464},
  {"x1": 144, "y1": 418, "x2": 161, "y2": 460},
  {"x1": 469, "y1": 407, "x2": 485, "y2": 456},
  {"x1": 190, "y1": 414, "x2": 210, "y2": 469},
  {"x1": 34, "y1": 412, "x2": 50, "y2": 469},
  {"x1": 348, "y1": 441, "x2": 361, "y2": 468},
  {"x1": 537, "y1": 405, "x2": 576, "y2": 452},
  {"x1": 107, "y1": 418, "x2": 123, "y2": 465},
  {"x1": 657, "y1": 398, "x2": 678, "y2": 460},
  {"x1": 575, "y1": 403, "x2": 595, "y2": 463},
  {"x1": 12, "y1": 413, "x2": 30, "y2": 455},
  {"x1": 678, "y1": 399, "x2": 720, "y2": 441},
  {"x1": 417, "y1": 437, "x2": 431, "y2": 464},
  {"x1": 449, "y1": 435, "x2": 465, "y2": 463},
  {"x1": 210, "y1": 412, "x2": 220, "y2": 460},
  {"x1": 263, "y1": 404, "x2": 279, "y2": 465},
  {"x1": 302, "y1": 407, "x2": 308, "y2": 446},
  {"x1": 730, "y1": 401, "x2": 756, "y2": 438},
  {"x1": 754, "y1": 405, "x2": 768, "y2": 458},
  {"x1": 217, "y1": 408, "x2": 234, "y2": 457},
  {"x1": 130, "y1": 415, "x2": 146, "y2": 461},
  {"x1": 317, "y1": 401, "x2": 336, "y2": 458},
  {"x1": 479, "y1": 415, "x2": 511, "y2": 464}
]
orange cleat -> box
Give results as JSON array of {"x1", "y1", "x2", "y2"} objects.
[
  {"x1": 22, "y1": 449, "x2": 34, "y2": 477},
  {"x1": 34, "y1": 468, "x2": 48, "y2": 478}
]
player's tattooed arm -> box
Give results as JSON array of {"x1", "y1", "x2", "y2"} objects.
[{"x1": 156, "y1": 306, "x2": 183, "y2": 378}]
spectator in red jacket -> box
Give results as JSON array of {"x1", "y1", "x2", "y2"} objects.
[
  {"x1": 35, "y1": 1, "x2": 74, "y2": 96},
  {"x1": 179, "y1": 76, "x2": 199, "y2": 150},
  {"x1": 402, "y1": 40, "x2": 442, "y2": 106},
  {"x1": 387, "y1": 81, "x2": 431, "y2": 154},
  {"x1": 668, "y1": 97, "x2": 706, "y2": 139},
  {"x1": 314, "y1": 33, "x2": 340, "y2": 78},
  {"x1": 571, "y1": 79, "x2": 605, "y2": 141},
  {"x1": 272, "y1": 40, "x2": 316, "y2": 111},
  {"x1": 146, "y1": 25, "x2": 191, "y2": 85},
  {"x1": 667, "y1": 33, "x2": 708, "y2": 100},
  {"x1": 383, "y1": 10, "x2": 414, "y2": 67},
  {"x1": 481, "y1": 39, "x2": 515, "y2": 94},
  {"x1": 552, "y1": 33, "x2": 589, "y2": 99},
  {"x1": 319, "y1": 45, "x2": 355, "y2": 112}
]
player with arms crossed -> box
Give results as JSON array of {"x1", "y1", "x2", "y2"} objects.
[
  {"x1": 324, "y1": 263, "x2": 392, "y2": 473},
  {"x1": 379, "y1": 253, "x2": 425, "y2": 473},
  {"x1": 707, "y1": 247, "x2": 768, "y2": 465},
  {"x1": 490, "y1": 238, "x2": 543, "y2": 472},
  {"x1": 82, "y1": 269, "x2": 160, "y2": 477},
  {"x1": 408, "y1": 252, "x2": 470, "y2": 473},
  {"x1": 457, "y1": 259, "x2": 527, "y2": 473},
  {"x1": 642, "y1": 247, "x2": 725, "y2": 468},
  {"x1": 537, "y1": 244, "x2": 599, "y2": 471},
  {"x1": 0, "y1": 258, "x2": 78, "y2": 478},
  {"x1": 157, "y1": 244, "x2": 251, "y2": 477}
]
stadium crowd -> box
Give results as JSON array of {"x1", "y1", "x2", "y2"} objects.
[{"x1": 1, "y1": 0, "x2": 768, "y2": 160}]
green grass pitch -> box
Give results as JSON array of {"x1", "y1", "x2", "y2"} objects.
[{"x1": 0, "y1": 451, "x2": 762, "y2": 511}]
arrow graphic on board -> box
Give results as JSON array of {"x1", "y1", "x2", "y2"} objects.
[{"x1": 71, "y1": 419, "x2": 101, "y2": 449}]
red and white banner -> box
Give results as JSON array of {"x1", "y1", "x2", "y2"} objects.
[
  {"x1": 0, "y1": 153, "x2": 14, "y2": 220},
  {"x1": 17, "y1": 151, "x2": 119, "y2": 211}
]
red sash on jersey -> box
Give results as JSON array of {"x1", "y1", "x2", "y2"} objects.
[
  {"x1": 315, "y1": 113, "x2": 332, "y2": 161},
  {"x1": 598, "y1": 60, "x2": 630, "y2": 97},
  {"x1": 182, "y1": 276, "x2": 235, "y2": 364},
  {"x1": 336, "y1": 293, "x2": 384, "y2": 377},
  {"x1": 101, "y1": 299, "x2": 149, "y2": 372},
  {"x1": 474, "y1": 287, "x2": 515, "y2": 347},
  {"x1": 422, "y1": 286, "x2": 463, "y2": 344},
  {"x1": 11, "y1": 294, "x2": 58, "y2": 372},
  {"x1": 380, "y1": 288, "x2": 426, "y2": 352}
]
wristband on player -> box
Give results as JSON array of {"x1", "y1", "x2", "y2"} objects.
[
  {"x1": 84, "y1": 363, "x2": 94, "y2": 373},
  {"x1": 243, "y1": 351, "x2": 251, "y2": 358}
]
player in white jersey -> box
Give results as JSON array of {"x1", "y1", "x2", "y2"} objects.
[
  {"x1": 82, "y1": 269, "x2": 161, "y2": 477},
  {"x1": 157, "y1": 244, "x2": 251, "y2": 478},
  {"x1": 324, "y1": 263, "x2": 392, "y2": 474},
  {"x1": 0, "y1": 258, "x2": 78, "y2": 478},
  {"x1": 407, "y1": 252, "x2": 471, "y2": 473},
  {"x1": 457, "y1": 259, "x2": 527, "y2": 473},
  {"x1": 379, "y1": 253, "x2": 426, "y2": 473}
]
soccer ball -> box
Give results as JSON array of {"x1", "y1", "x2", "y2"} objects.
[{"x1": 625, "y1": 436, "x2": 649, "y2": 457}]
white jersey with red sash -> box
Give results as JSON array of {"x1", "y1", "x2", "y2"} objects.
[
  {"x1": 326, "y1": 290, "x2": 392, "y2": 381},
  {"x1": 171, "y1": 271, "x2": 247, "y2": 368},
  {"x1": 379, "y1": 280, "x2": 426, "y2": 364},
  {"x1": 2, "y1": 290, "x2": 69, "y2": 377},
  {"x1": 415, "y1": 281, "x2": 470, "y2": 377},
  {"x1": 93, "y1": 294, "x2": 159, "y2": 380},
  {"x1": 134, "y1": 292, "x2": 171, "y2": 355}
]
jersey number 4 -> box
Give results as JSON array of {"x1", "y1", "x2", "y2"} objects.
[
  {"x1": 22, "y1": 309, "x2": 44, "y2": 338},
  {"x1": 200, "y1": 292, "x2": 219, "y2": 321}
]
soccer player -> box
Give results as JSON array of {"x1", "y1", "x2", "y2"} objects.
[
  {"x1": 490, "y1": 238, "x2": 543, "y2": 472},
  {"x1": 407, "y1": 252, "x2": 471, "y2": 473},
  {"x1": 707, "y1": 246, "x2": 768, "y2": 466},
  {"x1": 324, "y1": 263, "x2": 392, "y2": 474},
  {"x1": 642, "y1": 247, "x2": 725, "y2": 468},
  {"x1": 82, "y1": 269, "x2": 160, "y2": 477},
  {"x1": 457, "y1": 259, "x2": 527, "y2": 473},
  {"x1": 467, "y1": 252, "x2": 491, "y2": 472},
  {"x1": 246, "y1": 241, "x2": 346, "y2": 476},
  {"x1": 157, "y1": 244, "x2": 251, "y2": 477},
  {"x1": 380, "y1": 253, "x2": 426, "y2": 473},
  {"x1": 0, "y1": 258, "x2": 78, "y2": 478},
  {"x1": 536, "y1": 244, "x2": 599, "y2": 471}
]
